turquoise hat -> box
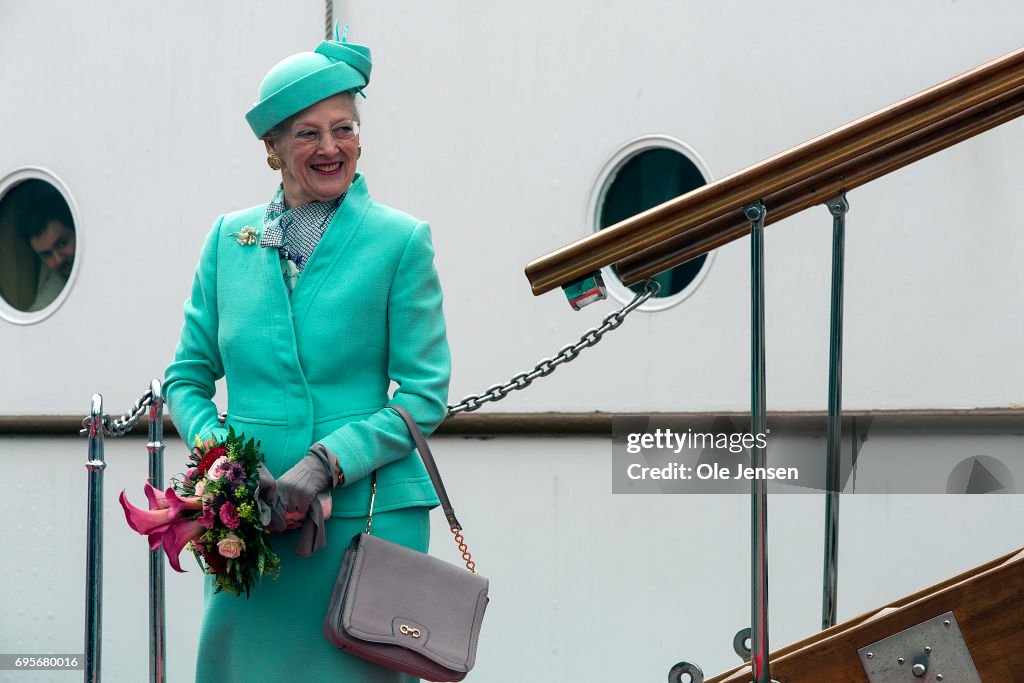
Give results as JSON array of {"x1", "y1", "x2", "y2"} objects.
[{"x1": 245, "y1": 38, "x2": 372, "y2": 138}]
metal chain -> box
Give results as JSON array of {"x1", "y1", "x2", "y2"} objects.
[
  {"x1": 79, "y1": 280, "x2": 658, "y2": 435},
  {"x1": 446, "y1": 279, "x2": 660, "y2": 416},
  {"x1": 452, "y1": 528, "x2": 478, "y2": 574},
  {"x1": 79, "y1": 388, "x2": 153, "y2": 437}
]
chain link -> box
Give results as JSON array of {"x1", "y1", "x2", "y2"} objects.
[
  {"x1": 446, "y1": 279, "x2": 660, "y2": 416},
  {"x1": 452, "y1": 528, "x2": 478, "y2": 574},
  {"x1": 79, "y1": 388, "x2": 154, "y2": 437}
]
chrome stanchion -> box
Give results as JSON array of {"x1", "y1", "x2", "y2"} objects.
[
  {"x1": 821, "y1": 194, "x2": 849, "y2": 631},
  {"x1": 84, "y1": 394, "x2": 106, "y2": 683},
  {"x1": 147, "y1": 380, "x2": 166, "y2": 683},
  {"x1": 744, "y1": 201, "x2": 772, "y2": 683}
]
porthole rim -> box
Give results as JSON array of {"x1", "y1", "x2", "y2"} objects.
[
  {"x1": 0, "y1": 166, "x2": 82, "y2": 325},
  {"x1": 586, "y1": 134, "x2": 716, "y2": 312}
]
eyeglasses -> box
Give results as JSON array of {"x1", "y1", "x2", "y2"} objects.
[{"x1": 289, "y1": 120, "x2": 360, "y2": 148}]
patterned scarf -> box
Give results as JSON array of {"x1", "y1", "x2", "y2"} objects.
[{"x1": 259, "y1": 185, "x2": 344, "y2": 291}]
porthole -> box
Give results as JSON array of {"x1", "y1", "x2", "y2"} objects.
[
  {"x1": 588, "y1": 136, "x2": 714, "y2": 310},
  {"x1": 0, "y1": 168, "x2": 80, "y2": 324}
]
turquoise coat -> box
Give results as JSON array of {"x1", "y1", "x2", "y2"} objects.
[{"x1": 164, "y1": 173, "x2": 450, "y2": 518}]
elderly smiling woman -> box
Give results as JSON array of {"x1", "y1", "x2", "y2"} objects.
[{"x1": 163, "y1": 32, "x2": 450, "y2": 682}]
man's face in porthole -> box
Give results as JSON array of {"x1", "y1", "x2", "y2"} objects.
[{"x1": 30, "y1": 219, "x2": 76, "y2": 278}]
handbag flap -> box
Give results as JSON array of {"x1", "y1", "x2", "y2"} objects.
[{"x1": 341, "y1": 533, "x2": 489, "y2": 672}]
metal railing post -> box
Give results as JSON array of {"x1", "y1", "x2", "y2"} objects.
[
  {"x1": 147, "y1": 380, "x2": 166, "y2": 683},
  {"x1": 84, "y1": 394, "x2": 105, "y2": 683},
  {"x1": 821, "y1": 194, "x2": 850, "y2": 630},
  {"x1": 744, "y1": 201, "x2": 772, "y2": 683}
]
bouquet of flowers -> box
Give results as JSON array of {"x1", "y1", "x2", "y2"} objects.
[{"x1": 119, "y1": 428, "x2": 280, "y2": 597}]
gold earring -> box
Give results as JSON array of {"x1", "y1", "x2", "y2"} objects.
[
  {"x1": 267, "y1": 153, "x2": 282, "y2": 171},
  {"x1": 357, "y1": 146, "x2": 362, "y2": 159}
]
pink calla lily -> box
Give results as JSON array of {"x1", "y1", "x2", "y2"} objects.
[
  {"x1": 148, "y1": 530, "x2": 166, "y2": 552},
  {"x1": 122, "y1": 487, "x2": 204, "y2": 571},
  {"x1": 161, "y1": 518, "x2": 205, "y2": 573},
  {"x1": 144, "y1": 483, "x2": 170, "y2": 510},
  {"x1": 119, "y1": 490, "x2": 173, "y2": 535},
  {"x1": 164, "y1": 487, "x2": 202, "y2": 520}
]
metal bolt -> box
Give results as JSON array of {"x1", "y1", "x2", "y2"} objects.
[
  {"x1": 943, "y1": 620, "x2": 951, "y2": 627},
  {"x1": 912, "y1": 663, "x2": 927, "y2": 677},
  {"x1": 937, "y1": 675, "x2": 944, "y2": 681},
  {"x1": 866, "y1": 653, "x2": 874, "y2": 659},
  {"x1": 924, "y1": 646, "x2": 931, "y2": 653},
  {"x1": 898, "y1": 657, "x2": 905, "y2": 665},
  {"x1": 744, "y1": 203, "x2": 765, "y2": 221}
]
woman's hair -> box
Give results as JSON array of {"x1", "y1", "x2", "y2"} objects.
[{"x1": 262, "y1": 90, "x2": 360, "y2": 145}]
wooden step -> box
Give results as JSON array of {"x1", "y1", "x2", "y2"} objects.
[{"x1": 705, "y1": 547, "x2": 1024, "y2": 682}]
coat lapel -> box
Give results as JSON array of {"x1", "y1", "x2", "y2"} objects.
[{"x1": 289, "y1": 173, "x2": 371, "y2": 332}]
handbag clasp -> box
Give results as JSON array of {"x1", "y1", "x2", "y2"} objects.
[{"x1": 399, "y1": 624, "x2": 422, "y2": 639}]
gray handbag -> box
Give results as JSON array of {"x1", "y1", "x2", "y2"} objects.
[{"x1": 322, "y1": 406, "x2": 489, "y2": 681}]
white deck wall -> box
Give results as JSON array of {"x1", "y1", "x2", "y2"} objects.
[{"x1": 2, "y1": 436, "x2": 1023, "y2": 682}]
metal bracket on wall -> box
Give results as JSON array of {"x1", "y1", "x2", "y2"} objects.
[
  {"x1": 667, "y1": 660, "x2": 704, "y2": 683},
  {"x1": 733, "y1": 627, "x2": 752, "y2": 662},
  {"x1": 858, "y1": 612, "x2": 981, "y2": 682}
]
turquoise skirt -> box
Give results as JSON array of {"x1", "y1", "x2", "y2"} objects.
[{"x1": 195, "y1": 507, "x2": 429, "y2": 682}]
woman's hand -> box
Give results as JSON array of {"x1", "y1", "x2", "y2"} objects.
[
  {"x1": 284, "y1": 509, "x2": 305, "y2": 530},
  {"x1": 284, "y1": 490, "x2": 332, "y2": 529},
  {"x1": 273, "y1": 445, "x2": 341, "y2": 531}
]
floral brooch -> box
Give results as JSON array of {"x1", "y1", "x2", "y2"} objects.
[{"x1": 229, "y1": 226, "x2": 259, "y2": 246}]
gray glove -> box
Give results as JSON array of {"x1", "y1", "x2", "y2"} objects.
[
  {"x1": 254, "y1": 464, "x2": 285, "y2": 530},
  {"x1": 296, "y1": 490, "x2": 333, "y2": 557},
  {"x1": 272, "y1": 444, "x2": 341, "y2": 541}
]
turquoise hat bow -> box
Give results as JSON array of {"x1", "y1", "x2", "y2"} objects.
[{"x1": 245, "y1": 26, "x2": 371, "y2": 138}]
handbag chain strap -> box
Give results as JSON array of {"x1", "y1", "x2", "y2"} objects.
[
  {"x1": 365, "y1": 479, "x2": 377, "y2": 535},
  {"x1": 452, "y1": 528, "x2": 477, "y2": 574},
  {"x1": 365, "y1": 406, "x2": 479, "y2": 574}
]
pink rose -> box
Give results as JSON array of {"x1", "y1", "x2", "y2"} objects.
[
  {"x1": 184, "y1": 467, "x2": 199, "y2": 483},
  {"x1": 207, "y1": 456, "x2": 230, "y2": 481},
  {"x1": 217, "y1": 534, "x2": 245, "y2": 559},
  {"x1": 219, "y1": 502, "x2": 241, "y2": 529},
  {"x1": 194, "y1": 480, "x2": 206, "y2": 497}
]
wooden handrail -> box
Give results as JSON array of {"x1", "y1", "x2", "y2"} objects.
[{"x1": 525, "y1": 47, "x2": 1024, "y2": 294}]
